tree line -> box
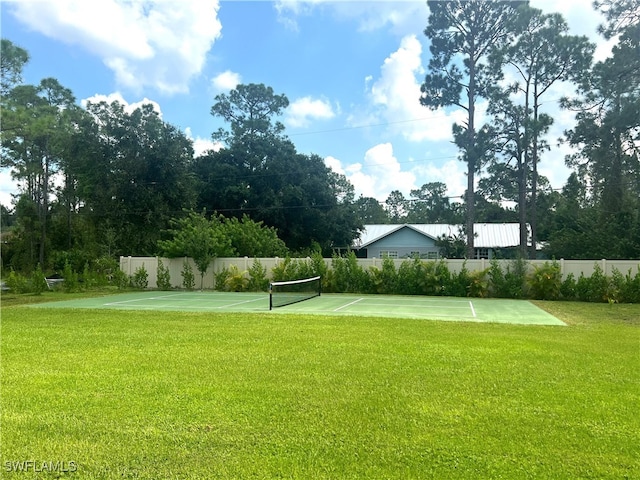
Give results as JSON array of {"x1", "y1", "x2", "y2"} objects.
[{"x1": 1, "y1": 0, "x2": 638, "y2": 275}]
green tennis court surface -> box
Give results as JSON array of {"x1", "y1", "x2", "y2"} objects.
[{"x1": 31, "y1": 291, "x2": 565, "y2": 325}]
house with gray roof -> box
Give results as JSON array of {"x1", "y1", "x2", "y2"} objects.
[{"x1": 353, "y1": 223, "x2": 528, "y2": 259}]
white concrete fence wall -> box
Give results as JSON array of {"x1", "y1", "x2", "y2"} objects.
[{"x1": 120, "y1": 256, "x2": 640, "y2": 290}]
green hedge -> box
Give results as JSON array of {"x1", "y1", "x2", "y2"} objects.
[{"x1": 4, "y1": 256, "x2": 639, "y2": 304}]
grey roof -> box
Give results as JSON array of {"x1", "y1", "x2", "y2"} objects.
[{"x1": 355, "y1": 224, "x2": 526, "y2": 249}]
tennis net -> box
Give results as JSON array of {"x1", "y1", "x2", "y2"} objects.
[{"x1": 269, "y1": 276, "x2": 322, "y2": 310}]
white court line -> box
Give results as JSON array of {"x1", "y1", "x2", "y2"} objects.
[
  {"x1": 104, "y1": 293, "x2": 185, "y2": 306},
  {"x1": 105, "y1": 293, "x2": 265, "y2": 308},
  {"x1": 334, "y1": 298, "x2": 364, "y2": 312},
  {"x1": 218, "y1": 297, "x2": 265, "y2": 308},
  {"x1": 346, "y1": 298, "x2": 471, "y2": 306},
  {"x1": 469, "y1": 301, "x2": 476, "y2": 318},
  {"x1": 356, "y1": 302, "x2": 471, "y2": 310}
]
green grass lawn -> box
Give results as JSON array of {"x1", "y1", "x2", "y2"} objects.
[{"x1": 1, "y1": 294, "x2": 639, "y2": 479}]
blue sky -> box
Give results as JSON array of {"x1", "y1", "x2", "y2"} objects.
[{"x1": 1, "y1": 0, "x2": 615, "y2": 207}]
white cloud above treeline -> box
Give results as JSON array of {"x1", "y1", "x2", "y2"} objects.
[
  {"x1": 211, "y1": 70, "x2": 242, "y2": 93},
  {"x1": 81, "y1": 92, "x2": 162, "y2": 116},
  {"x1": 326, "y1": 143, "x2": 417, "y2": 202},
  {"x1": 286, "y1": 96, "x2": 336, "y2": 128},
  {"x1": 8, "y1": 0, "x2": 222, "y2": 95}
]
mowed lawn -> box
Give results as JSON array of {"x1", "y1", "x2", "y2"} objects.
[{"x1": 1, "y1": 296, "x2": 639, "y2": 479}]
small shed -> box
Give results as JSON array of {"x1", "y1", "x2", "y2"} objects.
[{"x1": 353, "y1": 223, "x2": 526, "y2": 259}]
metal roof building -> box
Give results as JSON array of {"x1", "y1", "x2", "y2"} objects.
[{"x1": 354, "y1": 223, "x2": 527, "y2": 259}]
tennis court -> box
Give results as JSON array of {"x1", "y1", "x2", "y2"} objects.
[{"x1": 31, "y1": 291, "x2": 565, "y2": 325}]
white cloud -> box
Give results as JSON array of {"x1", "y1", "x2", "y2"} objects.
[
  {"x1": 211, "y1": 70, "x2": 242, "y2": 93},
  {"x1": 81, "y1": 92, "x2": 163, "y2": 117},
  {"x1": 286, "y1": 96, "x2": 336, "y2": 128},
  {"x1": 8, "y1": 0, "x2": 222, "y2": 94},
  {"x1": 326, "y1": 143, "x2": 417, "y2": 201},
  {"x1": 184, "y1": 127, "x2": 222, "y2": 157},
  {"x1": 274, "y1": 0, "x2": 428, "y2": 37},
  {"x1": 362, "y1": 34, "x2": 470, "y2": 143},
  {"x1": 414, "y1": 158, "x2": 468, "y2": 200},
  {"x1": 324, "y1": 155, "x2": 344, "y2": 175}
]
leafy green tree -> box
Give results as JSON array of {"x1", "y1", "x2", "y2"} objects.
[
  {"x1": 479, "y1": 97, "x2": 530, "y2": 254},
  {"x1": 1, "y1": 76, "x2": 77, "y2": 267},
  {"x1": 560, "y1": 2, "x2": 639, "y2": 258},
  {"x1": 488, "y1": 6, "x2": 594, "y2": 257},
  {"x1": 211, "y1": 83, "x2": 289, "y2": 152},
  {"x1": 421, "y1": 0, "x2": 523, "y2": 258},
  {"x1": 158, "y1": 211, "x2": 234, "y2": 289},
  {"x1": 406, "y1": 182, "x2": 462, "y2": 223},
  {"x1": 221, "y1": 214, "x2": 288, "y2": 257},
  {"x1": 5, "y1": 196, "x2": 40, "y2": 270},
  {"x1": 472, "y1": 195, "x2": 518, "y2": 224},
  {"x1": 545, "y1": 174, "x2": 595, "y2": 258},
  {"x1": 354, "y1": 196, "x2": 388, "y2": 224},
  {"x1": 75, "y1": 100, "x2": 197, "y2": 256},
  {"x1": 0, "y1": 39, "x2": 29, "y2": 98},
  {"x1": 594, "y1": 0, "x2": 639, "y2": 38},
  {"x1": 384, "y1": 190, "x2": 407, "y2": 223},
  {"x1": 205, "y1": 83, "x2": 362, "y2": 253}
]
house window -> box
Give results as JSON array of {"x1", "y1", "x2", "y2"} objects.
[
  {"x1": 426, "y1": 251, "x2": 439, "y2": 260},
  {"x1": 475, "y1": 248, "x2": 489, "y2": 259},
  {"x1": 410, "y1": 251, "x2": 421, "y2": 259},
  {"x1": 380, "y1": 250, "x2": 398, "y2": 259}
]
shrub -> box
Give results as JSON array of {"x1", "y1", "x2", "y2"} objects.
[
  {"x1": 181, "y1": 260, "x2": 195, "y2": 290},
  {"x1": 327, "y1": 252, "x2": 369, "y2": 293},
  {"x1": 467, "y1": 269, "x2": 489, "y2": 298},
  {"x1": 489, "y1": 258, "x2": 528, "y2": 299},
  {"x1": 82, "y1": 262, "x2": 99, "y2": 289},
  {"x1": 156, "y1": 259, "x2": 172, "y2": 290},
  {"x1": 112, "y1": 268, "x2": 129, "y2": 290},
  {"x1": 224, "y1": 265, "x2": 248, "y2": 292},
  {"x1": 271, "y1": 257, "x2": 293, "y2": 282},
  {"x1": 50, "y1": 249, "x2": 90, "y2": 274},
  {"x1": 93, "y1": 256, "x2": 120, "y2": 285},
  {"x1": 62, "y1": 260, "x2": 79, "y2": 293},
  {"x1": 247, "y1": 259, "x2": 269, "y2": 292},
  {"x1": 488, "y1": 259, "x2": 506, "y2": 297},
  {"x1": 214, "y1": 268, "x2": 230, "y2": 291},
  {"x1": 528, "y1": 260, "x2": 562, "y2": 300},
  {"x1": 620, "y1": 267, "x2": 640, "y2": 303},
  {"x1": 507, "y1": 257, "x2": 529, "y2": 299},
  {"x1": 575, "y1": 264, "x2": 610, "y2": 303},
  {"x1": 30, "y1": 264, "x2": 48, "y2": 295},
  {"x1": 607, "y1": 267, "x2": 640, "y2": 304},
  {"x1": 395, "y1": 258, "x2": 450, "y2": 296},
  {"x1": 575, "y1": 273, "x2": 591, "y2": 302},
  {"x1": 309, "y1": 251, "x2": 329, "y2": 279},
  {"x1": 397, "y1": 258, "x2": 425, "y2": 295},
  {"x1": 560, "y1": 273, "x2": 577, "y2": 301},
  {"x1": 427, "y1": 260, "x2": 451, "y2": 296},
  {"x1": 589, "y1": 264, "x2": 610, "y2": 303},
  {"x1": 5, "y1": 269, "x2": 29, "y2": 293},
  {"x1": 609, "y1": 268, "x2": 625, "y2": 304},
  {"x1": 131, "y1": 264, "x2": 149, "y2": 290},
  {"x1": 272, "y1": 256, "x2": 319, "y2": 283},
  {"x1": 368, "y1": 257, "x2": 397, "y2": 294},
  {"x1": 445, "y1": 263, "x2": 471, "y2": 297}
]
